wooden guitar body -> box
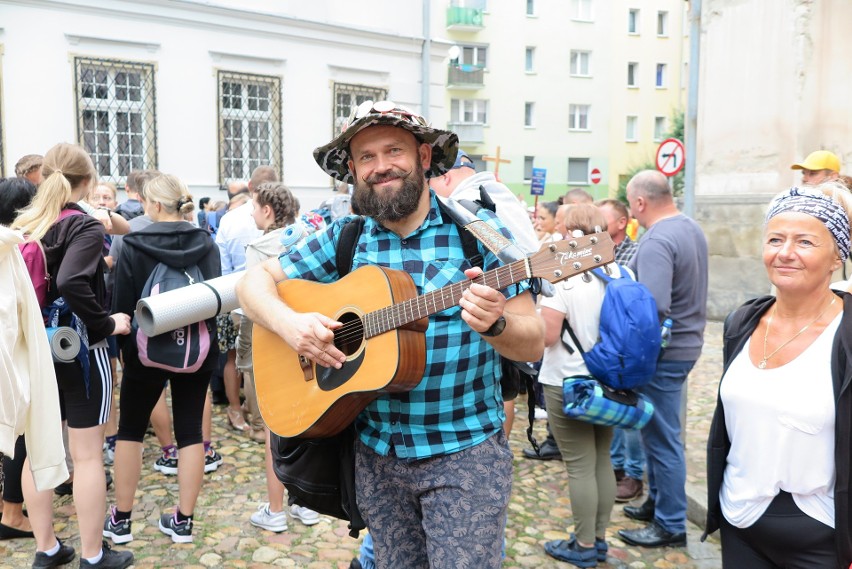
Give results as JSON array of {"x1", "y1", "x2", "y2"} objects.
[
  {"x1": 253, "y1": 265, "x2": 428, "y2": 438},
  {"x1": 253, "y1": 233, "x2": 614, "y2": 438}
]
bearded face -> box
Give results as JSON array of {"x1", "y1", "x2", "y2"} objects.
[{"x1": 350, "y1": 150, "x2": 426, "y2": 224}]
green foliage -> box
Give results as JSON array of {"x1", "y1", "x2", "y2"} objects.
[{"x1": 616, "y1": 109, "x2": 685, "y2": 202}]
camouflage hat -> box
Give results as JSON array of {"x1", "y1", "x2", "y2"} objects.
[{"x1": 313, "y1": 100, "x2": 459, "y2": 184}]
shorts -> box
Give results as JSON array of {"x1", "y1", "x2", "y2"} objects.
[
  {"x1": 56, "y1": 344, "x2": 112, "y2": 429},
  {"x1": 217, "y1": 312, "x2": 237, "y2": 352}
]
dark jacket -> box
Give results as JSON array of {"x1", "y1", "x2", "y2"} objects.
[
  {"x1": 704, "y1": 292, "x2": 852, "y2": 568},
  {"x1": 42, "y1": 203, "x2": 115, "y2": 344},
  {"x1": 112, "y1": 221, "x2": 221, "y2": 371}
]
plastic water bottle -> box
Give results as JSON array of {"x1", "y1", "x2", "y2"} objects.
[{"x1": 660, "y1": 318, "x2": 673, "y2": 349}]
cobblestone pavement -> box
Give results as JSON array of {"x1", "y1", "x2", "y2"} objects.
[{"x1": 1, "y1": 322, "x2": 724, "y2": 568}]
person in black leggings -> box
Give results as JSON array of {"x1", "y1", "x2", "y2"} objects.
[{"x1": 106, "y1": 173, "x2": 220, "y2": 545}]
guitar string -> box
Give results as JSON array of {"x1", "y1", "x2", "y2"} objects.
[
  {"x1": 326, "y1": 260, "x2": 577, "y2": 346},
  {"x1": 329, "y1": 263, "x2": 525, "y2": 344}
]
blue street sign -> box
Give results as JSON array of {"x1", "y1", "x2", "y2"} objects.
[{"x1": 531, "y1": 167, "x2": 547, "y2": 196}]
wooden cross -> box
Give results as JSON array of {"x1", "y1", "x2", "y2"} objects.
[{"x1": 483, "y1": 146, "x2": 511, "y2": 182}]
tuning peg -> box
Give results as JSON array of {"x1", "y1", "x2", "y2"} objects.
[
  {"x1": 602, "y1": 264, "x2": 612, "y2": 276},
  {"x1": 582, "y1": 272, "x2": 592, "y2": 283}
]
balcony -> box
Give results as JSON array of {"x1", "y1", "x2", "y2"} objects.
[
  {"x1": 446, "y1": 6, "x2": 484, "y2": 31},
  {"x1": 448, "y1": 122, "x2": 485, "y2": 143},
  {"x1": 447, "y1": 64, "x2": 484, "y2": 89}
]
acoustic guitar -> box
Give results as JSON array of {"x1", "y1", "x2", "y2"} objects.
[{"x1": 253, "y1": 233, "x2": 614, "y2": 438}]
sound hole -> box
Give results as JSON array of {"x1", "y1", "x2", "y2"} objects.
[{"x1": 333, "y1": 311, "x2": 364, "y2": 356}]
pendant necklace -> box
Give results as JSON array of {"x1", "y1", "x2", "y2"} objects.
[{"x1": 759, "y1": 296, "x2": 837, "y2": 369}]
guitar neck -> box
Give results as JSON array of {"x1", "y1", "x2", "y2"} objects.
[{"x1": 362, "y1": 258, "x2": 530, "y2": 339}]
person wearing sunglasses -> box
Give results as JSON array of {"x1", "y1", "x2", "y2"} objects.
[{"x1": 237, "y1": 101, "x2": 544, "y2": 569}]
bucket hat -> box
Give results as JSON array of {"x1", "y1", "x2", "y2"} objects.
[{"x1": 313, "y1": 100, "x2": 459, "y2": 184}]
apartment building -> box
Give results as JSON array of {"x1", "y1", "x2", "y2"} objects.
[{"x1": 440, "y1": 0, "x2": 687, "y2": 202}]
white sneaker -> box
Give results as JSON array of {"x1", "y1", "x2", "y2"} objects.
[
  {"x1": 289, "y1": 504, "x2": 321, "y2": 526},
  {"x1": 534, "y1": 407, "x2": 548, "y2": 420},
  {"x1": 250, "y1": 503, "x2": 288, "y2": 533}
]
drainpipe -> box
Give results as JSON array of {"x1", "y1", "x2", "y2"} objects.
[
  {"x1": 421, "y1": 0, "x2": 431, "y2": 119},
  {"x1": 683, "y1": 0, "x2": 701, "y2": 218}
]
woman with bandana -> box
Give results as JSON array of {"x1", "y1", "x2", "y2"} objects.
[{"x1": 704, "y1": 182, "x2": 852, "y2": 568}]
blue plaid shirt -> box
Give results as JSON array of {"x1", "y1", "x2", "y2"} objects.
[{"x1": 280, "y1": 191, "x2": 528, "y2": 459}]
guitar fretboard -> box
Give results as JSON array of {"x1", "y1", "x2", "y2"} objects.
[{"x1": 362, "y1": 258, "x2": 531, "y2": 339}]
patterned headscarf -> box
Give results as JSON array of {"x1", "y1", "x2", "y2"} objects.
[{"x1": 765, "y1": 186, "x2": 851, "y2": 261}]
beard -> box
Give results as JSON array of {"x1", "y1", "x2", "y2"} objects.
[{"x1": 351, "y1": 160, "x2": 425, "y2": 224}]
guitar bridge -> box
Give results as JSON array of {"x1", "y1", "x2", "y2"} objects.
[{"x1": 299, "y1": 355, "x2": 315, "y2": 381}]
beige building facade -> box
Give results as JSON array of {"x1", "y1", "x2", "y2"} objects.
[
  {"x1": 695, "y1": 0, "x2": 852, "y2": 317},
  {"x1": 439, "y1": 0, "x2": 687, "y2": 204}
]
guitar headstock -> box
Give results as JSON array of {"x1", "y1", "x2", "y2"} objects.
[{"x1": 529, "y1": 233, "x2": 615, "y2": 284}]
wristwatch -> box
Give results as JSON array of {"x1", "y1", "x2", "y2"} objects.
[{"x1": 482, "y1": 315, "x2": 506, "y2": 337}]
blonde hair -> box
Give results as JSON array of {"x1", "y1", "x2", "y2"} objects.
[
  {"x1": 563, "y1": 203, "x2": 607, "y2": 236},
  {"x1": 89, "y1": 180, "x2": 118, "y2": 206},
  {"x1": 144, "y1": 174, "x2": 195, "y2": 217},
  {"x1": 12, "y1": 143, "x2": 96, "y2": 240}
]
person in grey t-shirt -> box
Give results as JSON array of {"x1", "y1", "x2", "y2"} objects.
[{"x1": 618, "y1": 170, "x2": 708, "y2": 549}]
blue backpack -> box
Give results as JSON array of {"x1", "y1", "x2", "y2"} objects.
[{"x1": 563, "y1": 268, "x2": 661, "y2": 390}]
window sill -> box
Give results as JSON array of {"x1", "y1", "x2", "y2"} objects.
[
  {"x1": 525, "y1": 71, "x2": 537, "y2": 75},
  {"x1": 567, "y1": 181, "x2": 590, "y2": 185},
  {"x1": 625, "y1": 139, "x2": 638, "y2": 143},
  {"x1": 524, "y1": 126, "x2": 536, "y2": 129},
  {"x1": 570, "y1": 74, "x2": 593, "y2": 79},
  {"x1": 568, "y1": 128, "x2": 591, "y2": 133},
  {"x1": 627, "y1": 85, "x2": 639, "y2": 89},
  {"x1": 655, "y1": 86, "x2": 668, "y2": 90}
]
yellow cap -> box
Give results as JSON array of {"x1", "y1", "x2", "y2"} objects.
[{"x1": 791, "y1": 150, "x2": 841, "y2": 173}]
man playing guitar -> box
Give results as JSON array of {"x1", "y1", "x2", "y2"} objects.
[{"x1": 236, "y1": 100, "x2": 544, "y2": 569}]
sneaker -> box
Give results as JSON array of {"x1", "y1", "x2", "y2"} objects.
[
  {"x1": 544, "y1": 538, "x2": 598, "y2": 568},
  {"x1": 289, "y1": 504, "x2": 320, "y2": 526},
  {"x1": 153, "y1": 447, "x2": 179, "y2": 476},
  {"x1": 250, "y1": 503, "x2": 288, "y2": 533},
  {"x1": 31, "y1": 539, "x2": 75, "y2": 568},
  {"x1": 103, "y1": 506, "x2": 133, "y2": 544},
  {"x1": 158, "y1": 510, "x2": 193, "y2": 543},
  {"x1": 204, "y1": 447, "x2": 223, "y2": 473},
  {"x1": 53, "y1": 480, "x2": 73, "y2": 497},
  {"x1": 79, "y1": 540, "x2": 134, "y2": 568},
  {"x1": 615, "y1": 476, "x2": 643, "y2": 503}
]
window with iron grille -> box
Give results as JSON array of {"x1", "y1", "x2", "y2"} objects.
[
  {"x1": 74, "y1": 57, "x2": 157, "y2": 185},
  {"x1": 218, "y1": 71, "x2": 282, "y2": 183},
  {"x1": 333, "y1": 83, "x2": 388, "y2": 136}
]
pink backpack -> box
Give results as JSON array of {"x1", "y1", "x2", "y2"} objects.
[{"x1": 19, "y1": 209, "x2": 84, "y2": 308}]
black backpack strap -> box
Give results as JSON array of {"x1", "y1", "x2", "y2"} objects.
[
  {"x1": 335, "y1": 216, "x2": 365, "y2": 278},
  {"x1": 437, "y1": 199, "x2": 483, "y2": 269},
  {"x1": 475, "y1": 184, "x2": 497, "y2": 213}
]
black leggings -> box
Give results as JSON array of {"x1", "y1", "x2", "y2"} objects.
[
  {"x1": 721, "y1": 491, "x2": 837, "y2": 569},
  {"x1": 116, "y1": 365, "x2": 211, "y2": 448},
  {"x1": 1, "y1": 436, "x2": 27, "y2": 503}
]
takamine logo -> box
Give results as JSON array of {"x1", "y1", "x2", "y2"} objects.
[
  {"x1": 172, "y1": 328, "x2": 186, "y2": 346},
  {"x1": 558, "y1": 247, "x2": 593, "y2": 263}
]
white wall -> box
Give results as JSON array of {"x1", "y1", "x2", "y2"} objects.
[{"x1": 0, "y1": 0, "x2": 450, "y2": 210}]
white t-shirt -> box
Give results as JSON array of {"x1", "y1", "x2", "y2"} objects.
[
  {"x1": 537, "y1": 264, "x2": 622, "y2": 387},
  {"x1": 720, "y1": 312, "x2": 841, "y2": 529}
]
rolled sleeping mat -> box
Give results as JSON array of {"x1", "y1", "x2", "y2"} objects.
[
  {"x1": 46, "y1": 326, "x2": 81, "y2": 363},
  {"x1": 135, "y1": 271, "x2": 244, "y2": 337}
]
